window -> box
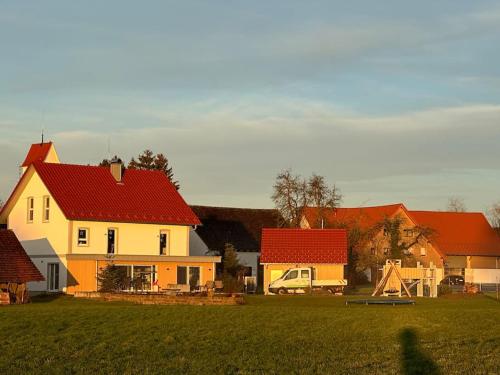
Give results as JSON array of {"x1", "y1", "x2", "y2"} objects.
[
  {"x1": 383, "y1": 247, "x2": 390, "y2": 255},
  {"x1": 27, "y1": 197, "x2": 34, "y2": 223},
  {"x1": 107, "y1": 228, "x2": 117, "y2": 254},
  {"x1": 383, "y1": 228, "x2": 389, "y2": 237},
  {"x1": 159, "y1": 230, "x2": 169, "y2": 255},
  {"x1": 177, "y1": 266, "x2": 187, "y2": 284},
  {"x1": 43, "y1": 196, "x2": 50, "y2": 222},
  {"x1": 285, "y1": 270, "x2": 298, "y2": 280},
  {"x1": 404, "y1": 229, "x2": 414, "y2": 237},
  {"x1": 47, "y1": 263, "x2": 59, "y2": 291},
  {"x1": 420, "y1": 247, "x2": 427, "y2": 256},
  {"x1": 176, "y1": 266, "x2": 201, "y2": 287},
  {"x1": 370, "y1": 247, "x2": 376, "y2": 255},
  {"x1": 300, "y1": 269, "x2": 310, "y2": 279},
  {"x1": 78, "y1": 228, "x2": 89, "y2": 246}
]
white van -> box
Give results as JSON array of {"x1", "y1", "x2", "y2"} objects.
[{"x1": 268, "y1": 267, "x2": 347, "y2": 295}]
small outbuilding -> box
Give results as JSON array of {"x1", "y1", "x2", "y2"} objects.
[
  {"x1": 0, "y1": 230, "x2": 45, "y2": 304},
  {"x1": 261, "y1": 228, "x2": 348, "y2": 294}
]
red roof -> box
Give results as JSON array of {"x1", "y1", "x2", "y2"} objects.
[
  {"x1": 409, "y1": 211, "x2": 500, "y2": 257},
  {"x1": 21, "y1": 142, "x2": 53, "y2": 167},
  {"x1": 3, "y1": 161, "x2": 200, "y2": 226},
  {"x1": 303, "y1": 204, "x2": 405, "y2": 230},
  {"x1": 0, "y1": 230, "x2": 44, "y2": 283},
  {"x1": 260, "y1": 228, "x2": 347, "y2": 264}
]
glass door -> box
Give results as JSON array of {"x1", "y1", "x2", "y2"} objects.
[
  {"x1": 188, "y1": 267, "x2": 200, "y2": 290},
  {"x1": 107, "y1": 229, "x2": 116, "y2": 254},
  {"x1": 47, "y1": 263, "x2": 60, "y2": 291}
]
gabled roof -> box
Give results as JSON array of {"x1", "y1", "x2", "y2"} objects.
[
  {"x1": 261, "y1": 228, "x2": 348, "y2": 264},
  {"x1": 1, "y1": 161, "x2": 200, "y2": 226},
  {"x1": 0, "y1": 230, "x2": 44, "y2": 283},
  {"x1": 303, "y1": 204, "x2": 406, "y2": 230},
  {"x1": 191, "y1": 205, "x2": 282, "y2": 252},
  {"x1": 21, "y1": 142, "x2": 53, "y2": 167},
  {"x1": 409, "y1": 211, "x2": 500, "y2": 257}
]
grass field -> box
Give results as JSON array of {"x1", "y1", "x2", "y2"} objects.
[{"x1": 0, "y1": 294, "x2": 498, "y2": 375}]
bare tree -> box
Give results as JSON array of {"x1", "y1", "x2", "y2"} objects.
[
  {"x1": 272, "y1": 170, "x2": 342, "y2": 228},
  {"x1": 271, "y1": 169, "x2": 307, "y2": 227},
  {"x1": 488, "y1": 202, "x2": 500, "y2": 235},
  {"x1": 446, "y1": 197, "x2": 467, "y2": 212},
  {"x1": 307, "y1": 173, "x2": 342, "y2": 228},
  {"x1": 0, "y1": 199, "x2": 3, "y2": 210}
]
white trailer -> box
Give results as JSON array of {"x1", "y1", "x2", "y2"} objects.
[{"x1": 268, "y1": 267, "x2": 347, "y2": 295}]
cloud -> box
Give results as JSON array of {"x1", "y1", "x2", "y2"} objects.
[{"x1": 0, "y1": 99, "x2": 489, "y2": 209}]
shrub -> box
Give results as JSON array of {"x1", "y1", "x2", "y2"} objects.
[{"x1": 438, "y1": 284, "x2": 452, "y2": 296}]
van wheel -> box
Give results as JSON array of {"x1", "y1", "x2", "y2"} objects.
[
  {"x1": 327, "y1": 287, "x2": 336, "y2": 294},
  {"x1": 278, "y1": 288, "x2": 287, "y2": 295}
]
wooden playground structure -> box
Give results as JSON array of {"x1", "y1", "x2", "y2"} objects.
[{"x1": 373, "y1": 259, "x2": 443, "y2": 298}]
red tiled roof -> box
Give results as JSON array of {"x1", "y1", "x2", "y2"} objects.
[
  {"x1": 21, "y1": 142, "x2": 53, "y2": 167},
  {"x1": 409, "y1": 211, "x2": 500, "y2": 257},
  {"x1": 17, "y1": 161, "x2": 200, "y2": 225},
  {"x1": 303, "y1": 204, "x2": 405, "y2": 230},
  {"x1": 261, "y1": 228, "x2": 347, "y2": 264},
  {"x1": 0, "y1": 230, "x2": 44, "y2": 283}
]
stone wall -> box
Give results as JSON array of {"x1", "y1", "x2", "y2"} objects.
[{"x1": 74, "y1": 291, "x2": 245, "y2": 305}]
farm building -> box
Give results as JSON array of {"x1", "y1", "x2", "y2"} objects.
[
  {"x1": 190, "y1": 205, "x2": 282, "y2": 284},
  {"x1": 302, "y1": 204, "x2": 500, "y2": 285},
  {"x1": 260, "y1": 228, "x2": 348, "y2": 294},
  {"x1": 0, "y1": 230, "x2": 44, "y2": 304}
]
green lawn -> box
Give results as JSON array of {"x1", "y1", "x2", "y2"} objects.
[{"x1": 0, "y1": 294, "x2": 498, "y2": 375}]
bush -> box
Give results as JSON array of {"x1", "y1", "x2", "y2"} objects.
[{"x1": 438, "y1": 284, "x2": 452, "y2": 296}]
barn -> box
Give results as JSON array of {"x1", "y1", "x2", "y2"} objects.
[{"x1": 0, "y1": 230, "x2": 45, "y2": 304}]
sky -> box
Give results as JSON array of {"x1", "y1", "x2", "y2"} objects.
[{"x1": 1, "y1": 1, "x2": 499, "y2": 213}]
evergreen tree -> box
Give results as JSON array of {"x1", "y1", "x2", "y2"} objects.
[
  {"x1": 221, "y1": 243, "x2": 244, "y2": 293},
  {"x1": 128, "y1": 150, "x2": 179, "y2": 189}
]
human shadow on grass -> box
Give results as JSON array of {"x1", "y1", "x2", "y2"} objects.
[{"x1": 399, "y1": 328, "x2": 440, "y2": 375}]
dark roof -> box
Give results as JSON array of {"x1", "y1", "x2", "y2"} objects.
[
  {"x1": 0, "y1": 230, "x2": 44, "y2": 283},
  {"x1": 1, "y1": 161, "x2": 200, "y2": 226},
  {"x1": 260, "y1": 228, "x2": 348, "y2": 264},
  {"x1": 191, "y1": 205, "x2": 283, "y2": 252},
  {"x1": 21, "y1": 142, "x2": 53, "y2": 167}
]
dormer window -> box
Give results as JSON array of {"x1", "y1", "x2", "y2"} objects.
[
  {"x1": 27, "y1": 197, "x2": 34, "y2": 223},
  {"x1": 43, "y1": 196, "x2": 50, "y2": 222}
]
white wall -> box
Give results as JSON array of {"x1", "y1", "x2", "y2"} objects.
[
  {"x1": 236, "y1": 252, "x2": 259, "y2": 277},
  {"x1": 465, "y1": 268, "x2": 500, "y2": 284},
  {"x1": 189, "y1": 231, "x2": 210, "y2": 255}
]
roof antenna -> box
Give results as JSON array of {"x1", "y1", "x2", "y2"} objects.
[
  {"x1": 41, "y1": 126, "x2": 45, "y2": 144},
  {"x1": 107, "y1": 136, "x2": 111, "y2": 160}
]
